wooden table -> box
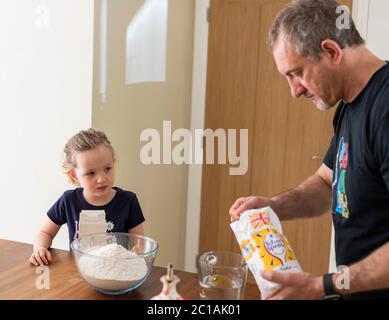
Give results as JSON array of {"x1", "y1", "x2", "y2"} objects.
[{"x1": 0, "y1": 239, "x2": 260, "y2": 300}]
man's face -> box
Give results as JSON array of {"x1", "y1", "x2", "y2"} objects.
[{"x1": 272, "y1": 38, "x2": 340, "y2": 111}]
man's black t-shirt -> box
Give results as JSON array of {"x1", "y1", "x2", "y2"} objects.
[
  {"x1": 324, "y1": 63, "x2": 389, "y2": 299},
  {"x1": 47, "y1": 187, "x2": 145, "y2": 248}
]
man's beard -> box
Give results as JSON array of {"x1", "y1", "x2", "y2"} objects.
[
  {"x1": 315, "y1": 98, "x2": 332, "y2": 111},
  {"x1": 304, "y1": 92, "x2": 333, "y2": 111}
]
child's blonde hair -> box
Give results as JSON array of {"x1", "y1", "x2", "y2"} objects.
[{"x1": 63, "y1": 128, "x2": 115, "y2": 183}]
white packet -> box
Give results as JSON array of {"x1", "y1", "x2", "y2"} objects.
[
  {"x1": 230, "y1": 206, "x2": 302, "y2": 299},
  {"x1": 79, "y1": 210, "x2": 107, "y2": 237}
]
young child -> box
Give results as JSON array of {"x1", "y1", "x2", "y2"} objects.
[{"x1": 29, "y1": 128, "x2": 145, "y2": 266}]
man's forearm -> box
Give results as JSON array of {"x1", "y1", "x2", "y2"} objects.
[
  {"x1": 335, "y1": 242, "x2": 389, "y2": 295},
  {"x1": 270, "y1": 172, "x2": 332, "y2": 220}
]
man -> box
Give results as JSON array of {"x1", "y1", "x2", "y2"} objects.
[{"x1": 230, "y1": 0, "x2": 389, "y2": 300}]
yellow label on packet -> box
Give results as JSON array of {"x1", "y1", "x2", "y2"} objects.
[
  {"x1": 239, "y1": 239, "x2": 256, "y2": 261},
  {"x1": 251, "y1": 227, "x2": 298, "y2": 270},
  {"x1": 231, "y1": 207, "x2": 302, "y2": 299}
]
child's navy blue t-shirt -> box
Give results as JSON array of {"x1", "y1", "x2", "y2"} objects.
[{"x1": 47, "y1": 187, "x2": 145, "y2": 247}]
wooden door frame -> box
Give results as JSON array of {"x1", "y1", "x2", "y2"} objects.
[{"x1": 185, "y1": 0, "x2": 365, "y2": 273}]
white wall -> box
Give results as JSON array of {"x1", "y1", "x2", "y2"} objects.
[
  {"x1": 365, "y1": 0, "x2": 389, "y2": 60},
  {"x1": 351, "y1": 0, "x2": 389, "y2": 61},
  {"x1": 0, "y1": 0, "x2": 94, "y2": 250}
]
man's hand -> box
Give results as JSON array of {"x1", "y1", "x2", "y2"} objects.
[
  {"x1": 229, "y1": 196, "x2": 273, "y2": 222},
  {"x1": 261, "y1": 270, "x2": 324, "y2": 300}
]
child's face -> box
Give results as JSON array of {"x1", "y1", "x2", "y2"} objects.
[{"x1": 72, "y1": 145, "x2": 115, "y2": 200}]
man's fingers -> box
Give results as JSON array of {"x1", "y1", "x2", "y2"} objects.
[
  {"x1": 267, "y1": 292, "x2": 284, "y2": 300},
  {"x1": 230, "y1": 196, "x2": 270, "y2": 222},
  {"x1": 229, "y1": 198, "x2": 246, "y2": 215},
  {"x1": 261, "y1": 270, "x2": 289, "y2": 284},
  {"x1": 230, "y1": 198, "x2": 250, "y2": 221},
  {"x1": 233, "y1": 200, "x2": 252, "y2": 220},
  {"x1": 230, "y1": 210, "x2": 242, "y2": 222}
]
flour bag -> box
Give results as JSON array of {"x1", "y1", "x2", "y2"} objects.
[{"x1": 230, "y1": 206, "x2": 302, "y2": 299}]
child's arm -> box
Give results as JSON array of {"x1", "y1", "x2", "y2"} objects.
[
  {"x1": 29, "y1": 218, "x2": 61, "y2": 266},
  {"x1": 128, "y1": 223, "x2": 144, "y2": 236},
  {"x1": 128, "y1": 223, "x2": 145, "y2": 253}
]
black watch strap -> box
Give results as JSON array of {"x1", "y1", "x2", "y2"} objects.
[{"x1": 323, "y1": 273, "x2": 342, "y2": 300}]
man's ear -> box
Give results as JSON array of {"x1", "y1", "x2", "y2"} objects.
[{"x1": 321, "y1": 39, "x2": 343, "y2": 64}]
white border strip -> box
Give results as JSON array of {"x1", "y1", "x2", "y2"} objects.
[{"x1": 184, "y1": 0, "x2": 210, "y2": 272}]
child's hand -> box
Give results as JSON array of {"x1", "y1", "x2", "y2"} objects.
[
  {"x1": 29, "y1": 248, "x2": 52, "y2": 266},
  {"x1": 130, "y1": 242, "x2": 145, "y2": 254}
]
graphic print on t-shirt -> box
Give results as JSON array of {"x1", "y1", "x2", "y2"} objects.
[
  {"x1": 74, "y1": 221, "x2": 79, "y2": 240},
  {"x1": 106, "y1": 221, "x2": 114, "y2": 231},
  {"x1": 333, "y1": 137, "x2": 349, "y2": 218}
]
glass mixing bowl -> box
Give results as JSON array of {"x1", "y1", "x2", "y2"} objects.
[{"x1": 71, "y1": 232, "x2": 158, "y2": 295}]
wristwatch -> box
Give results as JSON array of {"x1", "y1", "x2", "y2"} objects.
[{"x1": 323, "y1": 273, "x2": 342, "y2": 300}]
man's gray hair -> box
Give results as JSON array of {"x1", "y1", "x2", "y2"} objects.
[{"x1": 268, "y1": 0, "x2": 365, "y2": 61}]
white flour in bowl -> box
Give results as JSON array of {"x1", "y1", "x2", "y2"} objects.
[{"x1": 78, "y1": 243, "x2": 148, "y2": 291}]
